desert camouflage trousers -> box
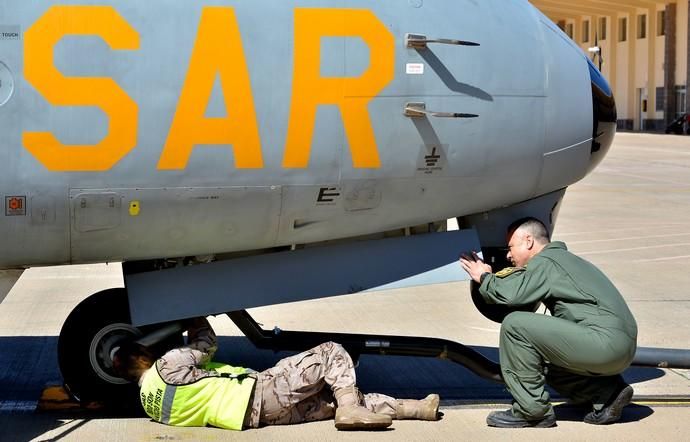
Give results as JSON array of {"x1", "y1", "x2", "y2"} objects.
[{"x1": 246, "y1": 341, "x2": 398, "y2": 427}]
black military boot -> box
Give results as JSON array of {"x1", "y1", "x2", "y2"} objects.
[
  {"x1": 584, "y1": 383, "x2": 633, "y2": 425},
  {"x1": 486, "y1": 409, "x2": 557, "y2": 428}
]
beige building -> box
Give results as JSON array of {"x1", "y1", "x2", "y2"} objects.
[{"x1": 531, "y1": 0, "x2": 689, "y2": 131}]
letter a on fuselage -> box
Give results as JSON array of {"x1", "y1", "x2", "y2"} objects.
[{"x1": 158, "y1": 7, "x2": 263, "y2": 169}]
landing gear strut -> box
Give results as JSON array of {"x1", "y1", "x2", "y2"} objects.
[{"x1": 227, "y1": 310, "x2": 504, "y2": 383}]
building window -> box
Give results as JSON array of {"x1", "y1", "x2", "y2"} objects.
[
  {"x1": 583, "y1": 20, "x2": 590, "y2": 43},
  {"x1": 656, "y1": 87, "x2": 665, "y2": 112},
  {"x1": 657, "y1": 10, "x2": 666, "y2": 36},
  {"x1": 637, "y1": 14, "x2": 647, "y2": 39},
  {"x1": 599, "y1": 17, "x2": 607, "y2": 40},
  {"x1": 619, "y1": 17, "x2": 628, "y2": 42},
  {"x1": 566, "y1": 23, "x2": 574, "y2": 39}
]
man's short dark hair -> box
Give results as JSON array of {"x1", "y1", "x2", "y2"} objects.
[
  {"x1": 507, "y1": 217, "x2": 551, "y2": 244},
  {"x1": 112, "y1": 342, "x2": 156, "y2": 383}
]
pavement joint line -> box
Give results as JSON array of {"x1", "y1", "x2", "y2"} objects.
[
  {"x1": 440, "y1": 397, "x2": 690, "y2": 409},
  {"x1": 578, "y1": 242, "x2": 690, "y2": 256},
  {"x1": 568, "y1": 232, "x2": 690, "y2": 245}
]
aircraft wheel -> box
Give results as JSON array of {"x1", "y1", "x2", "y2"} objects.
[
  {"x1": 58, "y1": 288, "x2": 182, "y2": 405},
  {"x1": 58, "y1": 288, "x2": 141, "y2": 404}
]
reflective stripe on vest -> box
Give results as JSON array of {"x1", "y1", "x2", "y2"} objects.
[{"x1": 161, "y1": 383, "x2": 176, "y2": 425}]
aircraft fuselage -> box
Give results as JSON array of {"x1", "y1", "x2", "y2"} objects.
[{"x1": 0, "y1": 0, "x2": 611, "y2": 267}]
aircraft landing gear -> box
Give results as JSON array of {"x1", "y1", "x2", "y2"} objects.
[
  {"x1": 57, "y1": 288, "x2": 181, "y2": 405},
  {"x1": 58, "y1": 288, "x2": 140, "y2": 404}
]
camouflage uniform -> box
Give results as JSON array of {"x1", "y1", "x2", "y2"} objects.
[
  {"x1": 152, "y1": 318, "x2": 219, "y2": 386},
  {"x1": 153, "y1": 319, "x2": 398, "y2": 429},
  {"x1": 251, "y1": 341, "x2": 398, "y2": 427}
]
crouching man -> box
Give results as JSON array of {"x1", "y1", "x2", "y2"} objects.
[
  {"x1": 460, "y1": 217, "x2": 637, "y2": 428},
  {"x1": 114, "y1": 317, "x2": 440, "y2": 431}
]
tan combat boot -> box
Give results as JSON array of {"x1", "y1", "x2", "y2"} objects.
[
  {"x1": 334, "y1": 386, "x2": 392, "y2": 430},
  {"x1": 395, "y1": 394, "x2": 440, "y2": 420}
]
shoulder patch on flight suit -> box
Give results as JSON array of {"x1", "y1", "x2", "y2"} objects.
[{"x1": 495, "y1": 267, "x2": 524, "y2": 278}]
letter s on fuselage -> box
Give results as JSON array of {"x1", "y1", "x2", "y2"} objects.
[{"x1": 22, "y1": 5, "x2": 394, "y2": 172}]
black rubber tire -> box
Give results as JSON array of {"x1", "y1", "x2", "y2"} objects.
[
  {"x1": 57, "y1": 288, "x2": 183, "y2": 408},
  {"x1": 58, "y1": 288, "x2": 141, "y2": 406}
]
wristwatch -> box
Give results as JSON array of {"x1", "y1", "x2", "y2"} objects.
[{"x1": 480, "y1": 272, "x2": 491, "y2": 284}]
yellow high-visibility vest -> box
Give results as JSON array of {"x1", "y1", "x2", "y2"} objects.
[{"x1": 139, "y1": 361, "x2": 255, "y2": 430}]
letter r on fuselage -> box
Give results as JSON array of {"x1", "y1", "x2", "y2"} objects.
[{"x1": 283, "y1": 8, "x2": 394, "y2": 169}]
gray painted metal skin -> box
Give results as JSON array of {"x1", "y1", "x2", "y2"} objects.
[
  {"x1": 127, "y1": 229, "x2": 481, "y2": 326},
  {"x1": 0, "y1": 0, "x2": 599, "y2": 271}
]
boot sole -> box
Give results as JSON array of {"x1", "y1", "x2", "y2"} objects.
[
  {"x1": 584, "y1": 385, "x2": 633, "y2": 425},
  {"x1": 335, "y1": 421, "x2": 392, "y2": 431},
  {"x1": 531, "y1": 417, "x2": 558, "y2": 428},
  {"x1": 487, "y1": 418, "x2": 557, "y2": 428},
  {"x1": 486, "y1": 411, "x2": 557, "y2": 428}
]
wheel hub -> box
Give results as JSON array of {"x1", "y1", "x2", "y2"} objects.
[{"x1": 89, "y1": 322, "x2": 142, "y2": 384}]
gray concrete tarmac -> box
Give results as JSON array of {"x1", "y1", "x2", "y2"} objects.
[{"x1": 1, "y1": 132, "x2": 690, "y2": 440}]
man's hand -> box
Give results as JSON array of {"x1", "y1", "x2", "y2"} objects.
[{"x1": 459, "y1": 252, "x2": 493, "y2": 283}]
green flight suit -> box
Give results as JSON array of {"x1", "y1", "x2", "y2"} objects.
[{"x1": 479, "y1": 241, "x2": 637, "y2": 420}]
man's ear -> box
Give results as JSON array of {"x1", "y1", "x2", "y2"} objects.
[{"x1": 525, "y1": 234, "x2": 535, "y2": 249}]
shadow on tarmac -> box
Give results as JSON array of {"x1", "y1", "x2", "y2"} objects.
[
  {"x1": 553, "y1": 403, "x2": 655, "y2": 423},
  {"x1": 0, "y1": 413, "x2": 107, "y2": 442},
  {"x1": 0, "y1": 335, "x2": 663, "y2": 441}
]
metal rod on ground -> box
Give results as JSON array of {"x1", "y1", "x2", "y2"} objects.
[
  {"x1": 227, "y1": 310, "x2": 690, "y2": 385},
  {"x1": 227, "y1": 310, "x2": 503, "y2": 383},
  {"x1": 632, "y1": 347, "x2": 690, "y2": 369}
]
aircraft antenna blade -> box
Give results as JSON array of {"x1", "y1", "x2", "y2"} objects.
[
  {"x1": 406, "y1": 33, "x2": 480, "y2": 49},
  {"x1": 404, "y1": 102, "x2": 479, "y2": 119}
]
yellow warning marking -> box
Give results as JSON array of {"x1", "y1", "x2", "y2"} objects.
[
  {"x1": 129, "y1": 200, "x2": 140, "y2": 216},
  {"x1": 447, "y1": 399, "x2": 690, "y2": 408}
]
